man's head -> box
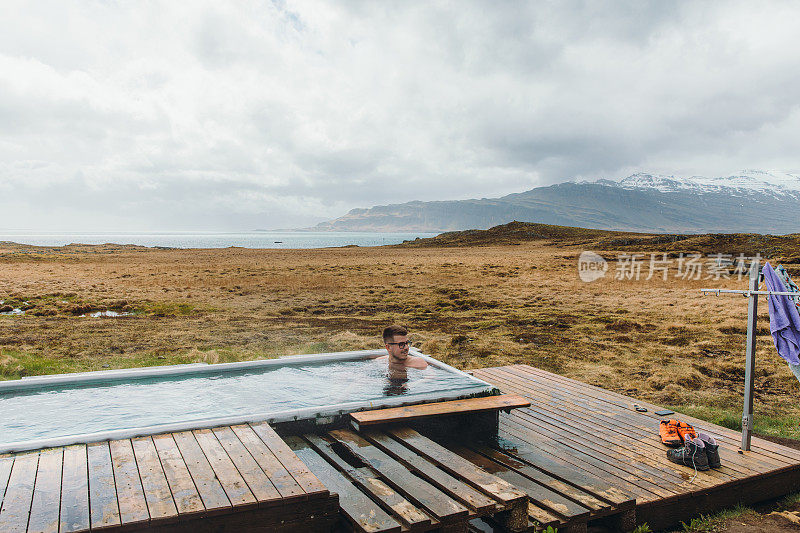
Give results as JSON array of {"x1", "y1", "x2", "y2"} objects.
[{"x1": 383, "y1": 324, "x2": 409, "y2": 361}]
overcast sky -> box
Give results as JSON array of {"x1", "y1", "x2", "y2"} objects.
[{"x1": 2, "y1": 1, "x2": 800, "y2": 231}]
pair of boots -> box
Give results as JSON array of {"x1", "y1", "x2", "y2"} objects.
[{"x1": 666, "y1": 432, "x2": 721, "y2": 471}]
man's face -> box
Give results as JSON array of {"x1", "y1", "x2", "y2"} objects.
[{"x1": 385, "y1": 334, "x2": 409, "y2": 360}]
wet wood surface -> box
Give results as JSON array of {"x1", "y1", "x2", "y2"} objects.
[
  {"x1": 349, "y1": 394, "x2": 531, "y2": 430},
  {"x1": 469, "y1": 364, "x2": 800, "y2": 531},
  {"x1": 290, "y1": 426, "x2": 534, "y2": 532},
  {"x1": 0, "y1": 423, "x2": 334, "y2": 533}
]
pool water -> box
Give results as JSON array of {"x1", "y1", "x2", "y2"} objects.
[{"x1": 0, "y1": 359, "x2": 485, "y2": 446}]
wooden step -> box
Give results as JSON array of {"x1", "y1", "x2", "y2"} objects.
[{"x1": 350, "y1": 394, "x2": 531, "y2": 431}]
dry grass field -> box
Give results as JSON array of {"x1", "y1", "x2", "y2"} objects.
[{"x1": 2, "y1": 223, "x2": 800, "y2": 438}]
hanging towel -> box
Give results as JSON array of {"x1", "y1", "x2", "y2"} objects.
[
  {"x1": 762, "y1": 262, "x2": 800, "y2": 366},
  {"x1": 775, "y1": 264, "x2": 800, "y2": 307}
]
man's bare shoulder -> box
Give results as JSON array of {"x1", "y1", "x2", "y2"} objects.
[{"x1": 406, "y1": 355, "x2": 428, "y2": 369}]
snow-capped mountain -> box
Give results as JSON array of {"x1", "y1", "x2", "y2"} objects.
[
  {"x1": 597, "y1": 170, "x2": 800, "y2": 196},
  {"x1": 312, "y1": 171, "x2": 800, "y2": 234}
]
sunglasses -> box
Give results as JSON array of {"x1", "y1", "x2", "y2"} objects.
[{"x1": 386, "y1": 341, "x2": 412, "y2": 348}]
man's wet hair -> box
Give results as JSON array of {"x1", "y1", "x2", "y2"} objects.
[{"x1": 383, "y1": 325, "x2": 408, "y2": 343}]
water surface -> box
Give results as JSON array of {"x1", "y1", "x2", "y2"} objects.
[
  {"x1": 0, "y1": 359, "x2": 485, "y2": 445},
  {"x1": 0, "y1": 231, "x2": 438, "y2": 249}
]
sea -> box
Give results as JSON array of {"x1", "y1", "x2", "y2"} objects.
[{"x1": 0, "y1": 231, "x2": 439, "y2": 249}]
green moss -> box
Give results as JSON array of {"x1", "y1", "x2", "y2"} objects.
[
  {"x1": 0, "y1": 348, "x2": 90, "y2": 379},
  {"x1": 679, "y1": 504, "x2": 754, "y2": 532},
  {"x1": 778, "y1": 491, "x2": 800, "y2": 510}
]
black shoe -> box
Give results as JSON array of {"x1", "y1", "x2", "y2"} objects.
[
  {"x1": 698, "y1": 432, "x2": 721, "y2": 469},
  {"x1": 667, "y1": 438, "x2": 709, "y2": 471}
]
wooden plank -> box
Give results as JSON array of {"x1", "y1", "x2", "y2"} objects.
[
  {"x1": 472, "y1": 445, "x2": 610, "y2": 514},
  {"x1": 212, "y1": 426, "x2": 282, "y2": 505},
  {"x1": 506, "y1": 407, "x2": 722, "y2": 491},
  {"x1": 466, "y1": 364, "x2": 800, "y2": 530},
  {"x1": 520, "y1": 396, "x2": 758, "y2": 480},
  {"x1": 525, "y1": 502, "x2": 563, "y2": 530},
  {"x1": 249, "y1": 422, "x2": 329, "y2": 496},
  {"x1": 0, "y1": 451, "x2": 39, "y2": 533},
  {"x1": 192, "y1": 429, "x2": 256, "y2": 508},
  {"x1": 285, "y1": 435, "x2": 402, "y2": 533},
  {"x1": 329, "y1": 429, "x2": 470, "y2": 522},
  {"x1": 476, "y1": 437, "x2": 634, "y2": 509},
  {"x1": 362, "y1": 429, "x2": 498, "y2": 514},
  {"x1": 28, "y1": 447, "x2": 63, "y2": 533},
  {"x1": 484, "y1": 365, "x2": 800, "y2": 464},
  {"x1": 492, "y1": 373, "x2": 770, "y2": 477},
  {"x1": 151, "y1": 434, "x2": 206, "y2": 516},
  {"x1": 230, "y1": 424, "x2": 305, "y2": 501},
  {"x1": 506, "y1": 401, "x2": 722, "y2": 489},
  {"x1": 517, "y1": 372, "x2": 774, "y2": 476},
  {"x1": 508, "y1": 363, "x2": 799, "y2": 461},
  {"x1": 87, "y1": 442, "x2": 121, "y2": 530},
  {"x1": 59, "y1": 445, "x2": 90, "y2": 533},
  {"x1": 384, "y1": 428, "x2": 530, "y2": 532},
  {"x1": 134, "y1": 497, "x2": 339, "y2": 533},
  {"x1": 499, "y1": 417, "x2": 669, "y2": 501},
  {"x1": 304, "y1": 433, "x2": 433, "y2": 531},
  {"x1": 448, "y1": 444, "x2": 598, "y2": 519},
  {"x1": 350, "y1": 394, "x2": 530, "y2": 430},
  {"x1": 388, "y1": 427, "x2": 528, "y2": 505},
  {"x1": 171, "y1": 431, "x2": 231, "y2": 513},
  {"x1": 487, "y1": 367, "x2": 769, "y2": 477},
  {"x1": 109, "y1": 439, "x2": 150, "y2": 527},
  {"x1": 500, "y1": 408, "x2": 688, "y2": 491},
  {"x1": 0, "y1": 455, "x2": 15, "y2": 512},
  {"x1": 636, "y1": 462, "x2": 800, "y2": 531},
  {"x1": 483, "y1": 365, "x2": 790, "y2": 515},
  {"x1": 498, "y1": 425, "x2": 657, "y2": 504},
  {"x1": 471, "y1": 510, "x2": 561, "y2": 533},
  {"x1": 131, "y1": 437, "x2": 179, "y2": 523},
  {"x1": 494, "y1": 396, "x2": 772, "y2": 486}
]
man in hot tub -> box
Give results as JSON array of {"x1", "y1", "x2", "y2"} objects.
[
  {"x1": 374, "y1": 325, "x2": 428, "y2": 395},
  {"x1": 375, "y1": 324, "x2": 428, "y2": 371}
]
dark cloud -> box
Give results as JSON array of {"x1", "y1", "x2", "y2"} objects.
[{"x1": 1, "y1": 1, "x2": 799, "y2": 230}]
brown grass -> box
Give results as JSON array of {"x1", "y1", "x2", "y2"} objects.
[{"x1": 1, "y1": 236, "x2": 799, "y2": 429}]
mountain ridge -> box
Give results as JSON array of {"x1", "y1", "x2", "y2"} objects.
[{"x1": 311, "y1": 171, "x2": 800, "y2": 234}]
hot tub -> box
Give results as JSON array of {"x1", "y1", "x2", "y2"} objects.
[{"x1": 0, "y1": 349, "x2": 495, "y2": 453}]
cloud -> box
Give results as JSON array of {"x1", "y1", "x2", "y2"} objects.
[{"x1": 0, "y1": 0, "x2": 799, "y2": 230}]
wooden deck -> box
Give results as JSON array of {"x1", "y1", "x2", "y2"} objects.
[
  {"x1": 286, "y1": 426, "x2": 530, "y2": 533},
  {"x1": 469, "y1": 364, "x2": 800, "y2": 531},
  {"x1": 287, "y1": 396, "x2": 635, "y2": 533},
  {"x1": 0, "y1": 422, "x2": 337, "y2": 533},
  {"x1": 3, "y1": 363, "x2": 800, "y2": 532}
]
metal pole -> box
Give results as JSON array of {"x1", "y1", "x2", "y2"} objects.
[
  {"x1": 700, "y1": 289, "x2": 797, "y2": 297},
  {"x1": 741, "y1": 259, "x2": 760, "y2": 451}
]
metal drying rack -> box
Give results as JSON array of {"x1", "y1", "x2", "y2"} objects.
[{"x1": 700, "y1": 258, "x2": 798, "y2": 450}]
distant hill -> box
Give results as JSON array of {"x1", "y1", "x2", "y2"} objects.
[
  {"x1": 400, "y1": 221, "x2": 800, "y2": 261},
  {"x1": 312, "y1": 171, "x2": 800, "y2": 234}
]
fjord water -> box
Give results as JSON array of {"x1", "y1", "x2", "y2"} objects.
[
  {"x1": 0, "y1": 359, "x2": 484, "y2": 445},
  {"x1": 0, "y1": 231, "x2": 438, "y2": 248}
]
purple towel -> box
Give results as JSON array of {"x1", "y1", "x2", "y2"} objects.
[{"x1": 763, "y1": 262, "x2": 800, "y2": 365}]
